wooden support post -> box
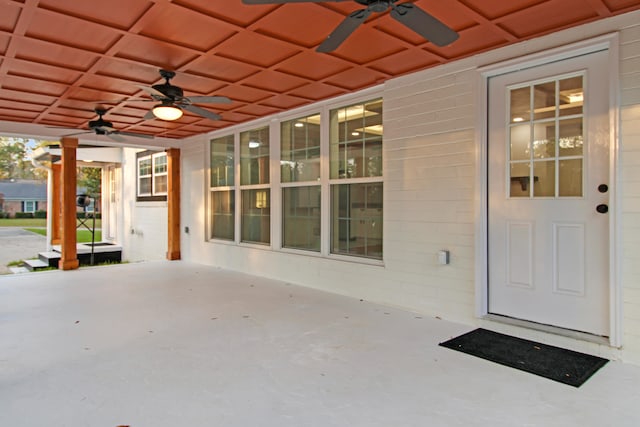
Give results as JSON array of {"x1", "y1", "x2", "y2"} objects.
[
  {"x1": 58, "y1": 137, "x2": 79, "y2": 271},
  {"x1": 166, "y1": 148, "x2": 181, "y2": 260},
  {"x1": 51, "y1": 163, "x2": 62, "y2": 245}
]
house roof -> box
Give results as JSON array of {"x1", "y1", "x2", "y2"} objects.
[
  {"x1": 0, "y1": 180, "x2": 47, "y2": 201},
  {"x1": 1, "y1": 0, "x2": 639, "y2": 142}
]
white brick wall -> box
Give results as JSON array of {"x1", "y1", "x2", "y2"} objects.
[{"x1": 176, "y1": 12, "x2": 640, "y2": 364}]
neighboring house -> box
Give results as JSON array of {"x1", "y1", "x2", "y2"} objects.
[{"x1": 0, "y1": 179, "x2": 47, "y2": 217}]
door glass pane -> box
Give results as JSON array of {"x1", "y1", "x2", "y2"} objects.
[
  {"x1": 559, "y1": 76, "x2": 583, "y2": 117},
  {"x1": 510, "y1": 86, "x2": 530, "y2": 123},
  {"x1": 210, "y1": 190, "x2": 234, "y2": 241},
  {"x1": 510, "y1": 162, "x2": 530, "y2": 197},
  {"x1": 533, "y1": 122, "x2": 555, "y2": 159},
  {"x1": 559, "y1": 159, "x2": 583, "y2": 197},
  {"x1": 510, "y1": 125, "x2": 530, "y2": 161},
  {"x1": 241, "y1": 189, "x2": 270, "y2": 245},
  {"x1": 282, "y1": 186, "x2": 321, "y2": 252},
  {"x1": 558, "y1": 118, "x2": 583, "y2": 157},
  {"x1": 533, "y1": 160, "x2": 555, "y2": 197},
  {"x1": 534, "y1": 81, "x2": 556, "y2": 120}
]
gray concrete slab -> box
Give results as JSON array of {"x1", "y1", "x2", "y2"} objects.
[
  {"x1": 1, "y1": 261, "x2": 639, "y2": 427},
  {"x1": 0, "y1": 227, "x2": 47, "y2": 274}
]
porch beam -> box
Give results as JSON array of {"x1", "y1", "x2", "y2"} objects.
[
  {"x1": 166, "y1": 148, "x2": 181, "y2": 260},
  {"x1": 58, "y1": 137, "x2": 79, "y2": 271}
]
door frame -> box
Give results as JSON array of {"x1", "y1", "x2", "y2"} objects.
[{"x1": 474, "y1": 33, "x2": 622, "y2": 347}]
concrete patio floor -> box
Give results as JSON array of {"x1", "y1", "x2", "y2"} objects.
[{"x1": 1, "y1": 261, "x2": 639, "y2": 427}]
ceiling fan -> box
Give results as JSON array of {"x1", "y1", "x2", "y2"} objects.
[
  {"x1": 135, "y1": 69, "x2": 232, "y2": 121},
  {"x1": 60, "y1": 108, "x2": 154, "y2": 143},
  {"x1": 242, "y1": 0, "x2": 459, "y2": 52}
]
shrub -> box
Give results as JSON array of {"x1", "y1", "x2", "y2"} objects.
[
  {"x1": 34, "y1": 210, "x2": 47, "y2": 219},
  {"x1": 15, "y1": 212, "x2": 34, "y2": 219},
  {"x1": 0, "y1": 212, "x2": 9, "y2": 219}
]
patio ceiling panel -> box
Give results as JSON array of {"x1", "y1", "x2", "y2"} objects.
[{"x1": 0, "y1": 0, "x2": 637, "y2": 141}]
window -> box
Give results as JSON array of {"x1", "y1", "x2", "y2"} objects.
[
  {"x1": 330, "y1": 99, "x2": 383, "y2": 260},
  {"x1": 210, "y1": 135, "x2": 235, "y2": 241},
  {"x1": 207, "y1": 96, "x2": 383, "y2": 261},
  {"x1": 240, "y1": 126, "x2": 270, "y2": 244},
  {"x1": 281, "y1": 113, "x2": 321, "y2": 252},
  {"x1": 23, "y1": 200, "x2": 37, "y2": 213},
  {"x1": 137, "y1": 151, "x2": 167, "y2": 201},
  {"x1": 153, "y1": 153, "x2": 168, "y2": 195},
  {"x1": 508, "y1": 75, "x2": 584, "y2": 198}
]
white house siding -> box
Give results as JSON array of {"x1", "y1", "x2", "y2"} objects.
[
  {"x1": 620, "y1": 21, "x2": 640, "y2": 365},
  {"x1": 120, "y1": 148, "x2": 168, "y2": 262},
  {"x1": 177, "y1": 11, "x2": 640, "y2": 364}
]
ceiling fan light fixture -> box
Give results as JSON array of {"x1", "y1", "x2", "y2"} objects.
[{"x1": 153, "y1": 104, "x2": 183, "y2": 121}]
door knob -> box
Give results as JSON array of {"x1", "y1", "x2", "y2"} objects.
[{"x1": 596, "y1": 204, "x2": 608, "y2": 214}]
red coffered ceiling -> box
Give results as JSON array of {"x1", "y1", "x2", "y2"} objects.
[{"x1": 0, "y1": 0, "x2": 639, "y2": 140}]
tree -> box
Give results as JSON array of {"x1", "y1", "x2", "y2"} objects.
[
  {"x1": 77, "y1": 167, "x2": 102, "y2": 198},
  {"x1": 0, "y1": 137, "x2": 48, "y2": 180}
]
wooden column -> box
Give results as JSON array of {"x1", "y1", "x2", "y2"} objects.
[
  {"x1": 50, "y1": 163, "x2": 62, "y2": 245},
  {"x1": 166, "y1": 148, "x2": 181, "y2": 260},
  {"x1": 59, "y1": 137, "x2": 79, "y2": 271}
]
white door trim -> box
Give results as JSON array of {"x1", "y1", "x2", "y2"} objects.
[{"x1": 474, "y1": 33, "x2": 622, "y2": 347}]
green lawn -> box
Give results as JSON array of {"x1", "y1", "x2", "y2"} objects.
[
  {"x1": 0, "y1": 218, "x2": 101, "y2": 228},
  {"x1": 24, "y1": 227, "x2": 102, "y2": 243}
]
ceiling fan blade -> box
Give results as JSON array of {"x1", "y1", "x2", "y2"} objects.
[
  {"x1": 106, "y1": 133, "x2": 126, "y2": 143},
  {"x1": 390, "y1": 3, "x2": 459, "y2": 47},
  {"x1": 117, "y1": 131, "x2": 155, "y2": 140},
  {"x1": 62, "y1": 131, "x2": 91, "y2": 137},
  {"x1": 181, "y1": 104, "x2": 222, "y2": 121},
  {"x1": 115, "y1": 131, "x2": 154, "y2": 139},
  {"x1": 186, "y1": 95, "x2": 232, "y2": 104},
  {"x1": 317, "y1": 8, "x2": 371, "y2": 53},
  {"x1": 242, "y1": 0, "x2": 349, "y2": 4},
  {"x1": 136, "y1": 84, "x2": 168, "y2": 99},
  {"x1": 143, "y1": 110, "x2": 156, "y2": 120}
]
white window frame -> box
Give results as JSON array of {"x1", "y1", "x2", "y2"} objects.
[
  {"x1": 137, "y1": 151, "x2": 167, "y2": 200},
  {"x1": 152, "y1": 152, "x2": 168, "y2": 196},
  {"x1": 206, "y1": 86, "x2": 384, "y2": 264},
  {"x1": 23, "y1": 200, "x2": 36, "y2": 213}
]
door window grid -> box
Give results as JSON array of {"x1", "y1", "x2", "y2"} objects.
[{"x1": 508, "y1": 74, "x2": 584, "y2": 198}]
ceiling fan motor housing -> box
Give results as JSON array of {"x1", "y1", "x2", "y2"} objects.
[
  {"x1": 89, "y1": 118, "x2": 113, "y2": 133},
  {"x1": 152, "y1": 83, "x2": 183, "y2": 99},
  {"x1": 357, "y1": 0, "x2": 393, "y2": 11}
]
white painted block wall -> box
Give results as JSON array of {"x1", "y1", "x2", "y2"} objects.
[{"x1": 176, "y1": 12, "x2": 640, "y2": 364}]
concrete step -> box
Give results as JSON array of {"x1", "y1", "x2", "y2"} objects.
[
  {"x1": 23, "y1": 258, "x2": 52, "y2": 272},
  {"x1": 39, "y1": 251, "x2": 61, "y2": 268}
]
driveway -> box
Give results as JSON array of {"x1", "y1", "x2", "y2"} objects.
[{"x1": 0, "y1": 228, "x2": 47, "y2": 274}]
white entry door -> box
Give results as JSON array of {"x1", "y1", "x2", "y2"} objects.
[{"x1": 488, "y1": 49, "x2": 610, "y2": 336}]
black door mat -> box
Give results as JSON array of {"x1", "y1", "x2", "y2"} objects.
[{"x1": 439, "y1": 328, "x2": 608, "y2": 387}]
